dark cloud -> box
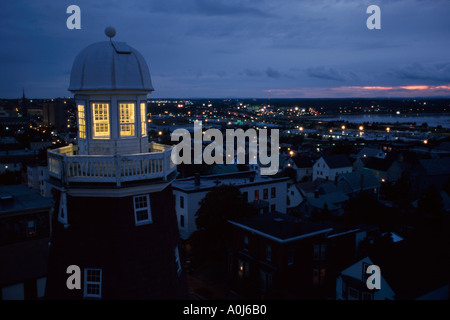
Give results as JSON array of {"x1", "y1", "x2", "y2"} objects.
[
  {"x1": 305, "y1": 66, "x2": 360, "y2": 82},
  {"x1": 388, "y1": 62, "x2": 450, "y2": 83},
  {"x1": 266, "y1": 67, "x2": 281, "y2": 79},
  {"x1": 242, "y1": 69, "x2": 263, "y2": 77}
]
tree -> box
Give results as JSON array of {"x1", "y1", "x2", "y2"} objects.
[
  {"x1": 416, "y1": 185, "x2": 445, "y2": 232},
  {"x1": 282, "y1": 166, "x2": 297, "y2": 181},
  {"x1": 190, "y1": 185, "x2": 257, "y2": 276},
  {"x1": 196, "y1": 185, "x2": 256, "y2": 240}
]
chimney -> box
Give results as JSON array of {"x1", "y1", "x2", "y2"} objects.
[{"x1": 194, "y1": 173, "x2": 200, "y2": 186}]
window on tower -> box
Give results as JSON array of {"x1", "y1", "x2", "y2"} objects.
[
  {"x1": 92, "y1": 103, "x2": 110, "y2": 138},
  {"x1": 77, "y1": 104, "x2": 86, "y2": 139},
  {"x1": 133, "y1": 194, "x2": 152, "y2": 225},
  {"x1": 84, "y1": 268, "x2": 102, "y2": 299},
  {"x1": 120, "y1": 103, "x2": 135, "y2": 137},
  {"x1": 140, "y1": 102, "x2": 147, "y2": 137}
]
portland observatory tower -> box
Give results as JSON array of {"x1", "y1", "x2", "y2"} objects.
[{"x1": 45, "y1": 28, "x2": 188, "y2": 299}]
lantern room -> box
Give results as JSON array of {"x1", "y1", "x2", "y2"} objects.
[{"x1": 68, "y1": 27, "x2": 154, "y2": 156}]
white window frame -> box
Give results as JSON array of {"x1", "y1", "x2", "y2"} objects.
[
  {"x1": 133, "y1": 194, "x2": 152, "y2": 225},
  {"x1": 83, "y1": 268, "x2": 102, "y2": 299},
  {"x1": 92, "y1": 102, "x2": 110, "y2": 138},
  {"x1": 119, "y1": 102, "x2": 136, "y2": 137}
]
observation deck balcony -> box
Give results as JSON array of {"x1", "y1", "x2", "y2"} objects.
[{"x1": 47, "y1": 142, "x2": 176, "y2": 187}]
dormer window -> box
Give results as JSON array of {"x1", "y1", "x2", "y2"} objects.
[
  {"x1": 92, "y1": 103, "x2": 110, "y2": 138},
  {"x1": 119, "y1": 103, "x2": 135, "y2": 137}
]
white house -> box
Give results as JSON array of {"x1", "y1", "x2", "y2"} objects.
[
  {"x1": 312, "y1": 154, "x2": 352, "y2": 181},
  {"x1": 337, "y1": 255, "x2": 450, "y2": 300},
  {"x1": 27, "y1": 165, "x2": 51, "y2": 198},
  {"x1": 336, "y1": 257, "x2": 395, "y2": 300},
  {"x1": 172, "y1": 171, "x2": 289, "y2": 239},
  {"x1": 287, "y1": 183, "x2": 306, "y2": 211}
]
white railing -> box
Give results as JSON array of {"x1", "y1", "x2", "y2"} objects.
[{"x1": 48, "y1": 143, "x2": 176, "y2": 186}]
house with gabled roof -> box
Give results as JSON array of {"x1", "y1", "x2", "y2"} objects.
[{"x1": 312, "y1": 155, "x2": 353, "y2": 182}]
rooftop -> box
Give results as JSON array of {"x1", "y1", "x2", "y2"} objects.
[
  {"x1": 321, "y1": 154, "x2": 352, "y2": 169},
  {"x1": 0, "y1": 184, "x2": 54, "y2": 214},
  {"x1": 172, "y1": 171, "x2": 289, "y2": 193},
  {"x1": 228, "y1": 212, "x2": 333, "y2": 242}
]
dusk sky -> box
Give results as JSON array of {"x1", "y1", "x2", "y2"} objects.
[{"x1": 1, "y1": 0, "x2": 449, "y2": 99}]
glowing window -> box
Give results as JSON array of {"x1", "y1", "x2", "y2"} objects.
[
  {"x1": 120, "y1": 103, "x2": 135, "y2": 137},
  {"x1": 77, "y1": 104, "x2": 86, "y2": 139},
  {"x1": 92, "y1": 103, "x2": 110, "y2": 138},
  {"x1": 140, "y1": 102, "x2": 147, "y2": 136}
]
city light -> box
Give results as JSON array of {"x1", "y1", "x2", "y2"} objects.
[
  {"x1": 386, "y1": 127, "x2": 390, "y2": 132},
  {"x1": 341, "y1": 125, "x2": 346, "y2": 130},
  {"x1": 359, "y1": 126, "x2": 364, "y2": 131}
]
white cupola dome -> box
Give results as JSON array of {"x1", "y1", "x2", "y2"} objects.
[{"x1": 69, "y1": 32, "x2": 153, "y2": 92}]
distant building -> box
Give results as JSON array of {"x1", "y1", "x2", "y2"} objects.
[
  {"x1": 411, "y1": 157, "x2": 450, "y2": 192},
  {"x1": 336, "y1": 255, "x2": 449, "y2": 300},
  {"x1": 284, "y1": 156, "x2": 315, "y2": 182},
  {"x1": 363, "y1": 157, "x2": 402, "y2": 183},
  {"x1": 336, "y1": 257, "x2": 396, "y2": 300},
  {"x1": 336, "y1": 170, "x2": 381, "y2": 198},
  {"x1": 172, "y1": 171, "x2": 288, "y2": 239},
  {"x1": 227, "y1": 212, "x2": 333, "y2": 299},
  {"x1": 305, "y1": 185, "x2": 349, "y2": 217},
  {"x1": 356, "y1": 147, "x2": 386, "y2": 161},
  {"x1": 27, "y1": 165, "x2": 51, "y2": 198},
  {"x1": 227, "y1": 212, "x2": 368, "y2": 299},
  {"x1": 286, "y1": 183, "x2": 306, "y2": 214},
  {"x1": 312, "y1": 155, "x2": 352, "y2": 181},
  {"x1": 0, "y1": 185, "x2": 54, "y2": 300},
  {"x1": 42, "y1": 100, "x2": 67, "y2": 129}
]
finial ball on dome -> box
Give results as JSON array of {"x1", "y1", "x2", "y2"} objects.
[{"x1": 105, "y1": 26, "x2": 116, "y2": 39}]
